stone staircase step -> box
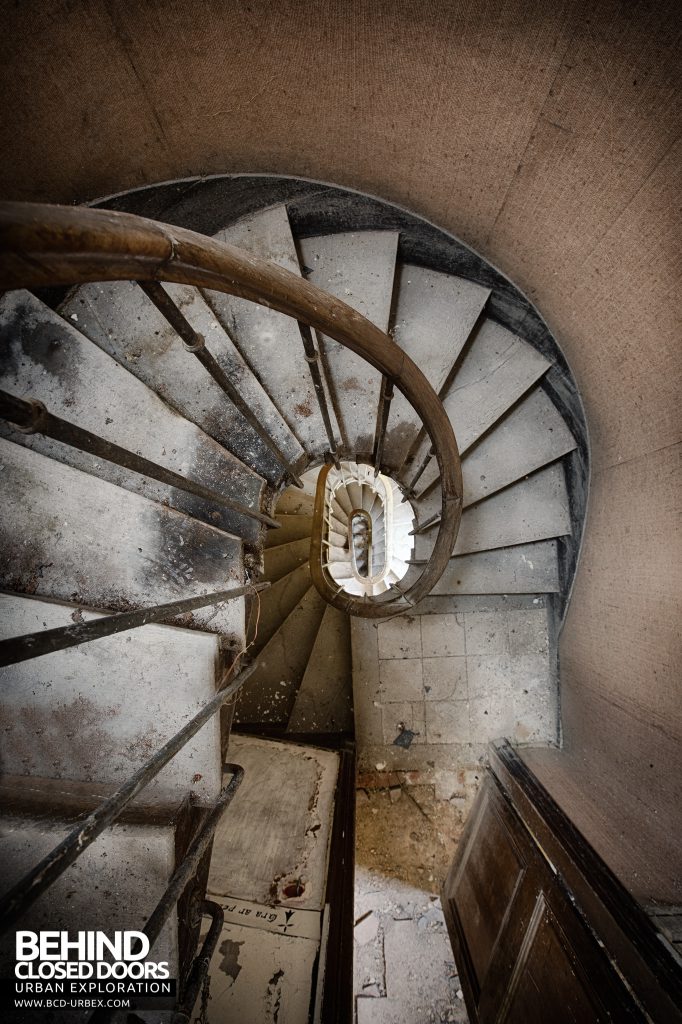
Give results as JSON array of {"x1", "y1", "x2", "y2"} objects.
[
  {"x1": 411, "y1": 320, "x2": 552, "y2": 493},
  {"x1": 429, "y1": 540, "x2": 561, "y2": 595},
  {"x1": 415, "y1": 463, "x2": 571, "y2": 559},
  {"x1": 0, "y1": 810, "x2": 179, "y2": 976},
  {"x1": 298, "y1": 231, "x2": 399, "y2": 455},
  {"x1": 287, "y1": 604, "x2": 353, "y2": 734},
  {"x1": 0, "y1": 593, "x2": 224, "y2": 806},
  {"x1": 0, "y1": 438, "x2": 245, "y2": 641},
  {"x1": 0, "y1": 289, "x2": 266, "y2": 545},
  {"x1": 61, "y1": 280, "x2": 300, "y2": 485},
  {"x1": 205, "y1": 205, "x2": 334, "y2": 457},
  {"x1": 250, "y1": 561, "x2": 312, "y2": 654},
  {"x1": 461, "y1": 386, "x2": 578, "y2": 507},
  {"x1": 382, "y1": 265, "x2": 490, "y2": 470},
  {"x1": 265, "y1": 513, "x2": 314, "y2": 547},
  {"x1": 263, "y1": 536, "x2": 310, "y2": 584},
  {"x1": 207, "y1": 734, "x2": 339, "y2": 911},
  {"x1": 234, "y1": 586, "x2": 327, "y2": 725},
  {"x1": 276, "y1": 488, "x2": 315, "y2": 516}
]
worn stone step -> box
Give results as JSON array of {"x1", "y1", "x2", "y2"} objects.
[
  {"x1": 0, "y1": 810, "x2": 180, "y2": 977},
  {"x1": 416, "y1": 463, "x2": 570, "y2": 559},
  {"x1": 0, "y1": 289, "x2": 265, "y2": 545},
  {"x1": 298, "y1": 231, "x2": 399, "y2": 455},
  {"x1": 235, "y1": 587, "x2": 327, "y2": 725},
  {"x1": 265, "y1": 514, "x2": 313, "y2": 548},
  {"x1": 207, "y1": 734, "x2": 339, "y2": 911},
  {"x1": 276, "y1": 488, "x2": 315, "y2": 516},
  {"x1": 411, "y1": 320, "x2": 552, "y2": 493},
  {"x1": 249, "y1": 561, "x2": 312, "y2": 654},
  {"x1": 287, "y1": 604, "x2": 353, "y2": 734},
  {"x1": 429, "y1": 540, "x2": 561, "y2": 595},
  {"x1": 0, "y1": 594, "x2": 224, "y2": 806},
  {"x1": 205, "y1": 205, "x2": 335, "y2": 458},
  {"x1": 61, "y1": 279, "x2": 301, "y2": 484},
  {"x1": 413, "y1": 387, "x2": 577, "y2": 519},
  {"x1": 382, "y1": 265, "x2": 490, "y2": 470},
  {"x1": 0, "y1": 438, "x2": 245, "y2": 641},
  {"x1": 461, "y1": 386, "x2": 577, "y2": 506},
  {"x1": 263, "y1": 536, "x2": 310, "y2": 584}
]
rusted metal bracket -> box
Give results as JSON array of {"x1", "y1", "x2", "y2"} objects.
[{"x1": 138, "y1": 280, "x2": 304, "y2": 488}]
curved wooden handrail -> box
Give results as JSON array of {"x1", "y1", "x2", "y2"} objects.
[{"x1": 0, "y1": 202, "x2": 462, "y2": 617}]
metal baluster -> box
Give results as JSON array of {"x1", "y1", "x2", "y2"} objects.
[
  {"x1": 298, "y1": 322, "x2": 341, "y2": 468},
  {"x1": 0, "y1": 390, "x2": 279, "y2": 529},
  {"x1": 372, "y1": 375, "x2": 394, "y2": 475},
  {"x1": 405, "y1": 445, "x2": 435, "y2": 495},
  {"x1": 138, "y1": 280, "x2": 303, "y2": 488}
]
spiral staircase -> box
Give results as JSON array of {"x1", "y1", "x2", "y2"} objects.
[{"x1": 0, "y1": 192, "x2": 587, "y2": 1022}]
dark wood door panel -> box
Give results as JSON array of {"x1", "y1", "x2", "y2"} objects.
[{"x1": 441, "y1": 749, "x2": 668, "y2": 1023}]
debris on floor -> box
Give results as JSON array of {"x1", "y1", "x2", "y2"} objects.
[{"x1": 355, "y1": 781, "x2": 471, "y2": 1023}]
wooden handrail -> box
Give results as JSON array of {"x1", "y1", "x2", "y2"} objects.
[{"x1": 0, "y1": 201, "x2": 462, "y2": 617}]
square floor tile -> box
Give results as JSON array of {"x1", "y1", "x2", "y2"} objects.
[
  {"x1": 469, "y1": 694, "x2": 515, "y2": 743},
  {"x1": 382, "y1": 701, "x2": 426, "y2": 745},
  {"x1": 379, "y1": 658, "x2": 423, "y2": 701},
  {"x1": 377, "y1": 615, "x2": 422, "y2": 659},
  {"x1": 422, "y1": 657, "x2": 468, "y2": 701},
  {"x1": 464, "y1": 610, "x2": 509, "y2": 655},
  {"x1": 420, "y1": 614, "x2": 466, "y2": 657},
  {"x1": 507, "y1": 608, "x2": 549, "y2": 657},
  {"x1": 424, "y1": 700, "x2": 471, "y2": 744},
  {"x1": 466, "y1": 655, "x2": 513, "y2": 700}
]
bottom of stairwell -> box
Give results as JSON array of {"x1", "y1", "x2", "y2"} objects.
[{"x1": 354, "y1": 777, "x2": 472, "y2": 1024}]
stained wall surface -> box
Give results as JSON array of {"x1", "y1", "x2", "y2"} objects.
[{"x1": 1, "y1": 0, "x2": 680, "y2": 898}]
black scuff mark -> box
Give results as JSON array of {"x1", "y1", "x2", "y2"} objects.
[
  {"x1": 217, "y1": 938, "x2": 244, "y2": 984},
  {"x1": 267, "y1": 968, "x2": 285, "y2": 1023}
]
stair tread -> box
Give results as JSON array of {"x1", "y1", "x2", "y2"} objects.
[
  {"x1": 455, "y1": 462, "x2": 570, "y2": 555},
  {"x1": 416, "y1": 462, "x2": 570, "y2": 559},
  {"x1": 298, "y1": 230, "x2": 399, "y2": 454},
  {"x1": 262, "y1": 536, "x2": 310, "y2": 584},
  {"x1": 287, "y1": 604, "x2": 352, "y2": 733},
  {"x1": 461, "y1": 386, "x2": 578, "y2": 506},
  {"x1": 0, "y1": 593, "x2": 223, "y2": 806},
  {"x1": 265, "y1": 514, "x2": 314, "y2": 548},
  {"x1": 0, "y1": 290, "x2": 265, "y2": 544},
  {"x1": 250, "y1": 560, "x2": 312, "y2": 653},
  {"x1": 0, "y1": 438, "x2": 245, "y2": 639},
  {"x1": 205, "y1": 206, "x2": 333, "y2": 456},
  {"x1": 413, "y1": 320, "x2": 552, "y2": 492},
  {"x1": 61, "y1": 280, "x2": 298, "y2": 484},
  {"x1": 383, "y1": 265, "x2": 490, "y2": 469},
  {"x1": 429, "y1": 540, "x2": 561, "y2": 594},
  {"x1": 235, "y1": 586, "x2": 327, "y2": 725},
  {"x1": 275, "y1": 488, "x2": 315, "y2": 516},
  {"x1": 0, "y1": 814, "x2": 178, "y2": 973}
]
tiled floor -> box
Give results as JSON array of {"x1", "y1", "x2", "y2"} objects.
[{"x1": 352, "y1": 596, "x2": 558, "y2": 771}]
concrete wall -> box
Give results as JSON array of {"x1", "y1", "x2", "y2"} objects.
[{"x1": 1, "y1": 0, "x2": 680, "y2": 899}]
